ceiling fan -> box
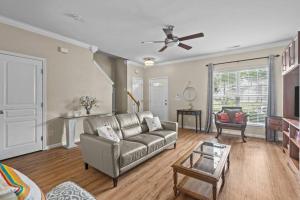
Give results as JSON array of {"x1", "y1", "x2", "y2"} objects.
[{"x1": 141, "y1": 25, "x2": 204, "y2": 52}]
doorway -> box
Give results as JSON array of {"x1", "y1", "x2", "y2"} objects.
[
  {"x1": 149, "y1": 77, "x2": 168, "y2": 121},
  {"x1": 0, "y1": 52, "x2": 44, "y2": 160}
]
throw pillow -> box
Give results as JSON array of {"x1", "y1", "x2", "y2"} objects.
[
  {"x1": 96, "y1": 125, "x2": 120, "y2": 143},
  {"x1": 235, "y1": 112, "x2": 245, "y2": 124},
  {"x1": 145, "y1": 117, "x2": 162, "y2": 132},
  {"x1": 224, "y1": 108, "x2": 241, "y2": 122},
  {"x1": 217, "y1": 112, "x2": 230, "y2": 123}
]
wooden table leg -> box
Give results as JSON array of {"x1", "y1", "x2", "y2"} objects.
[
  {"x1": 182, "y1": 114, "x2": 184, "y2": 129},
  {"x1": 173, "y1": 169, "x2": 178, "y2": 196},
  {"x1": 190, "y1": 154, "x2": 194, "y2": 168},
  {"x1": 213, "y1": 183, "x2": 217, "y2": 200},
  {"x1": 221, "y1": 167, "x2": 225, "y2": 189},
  {"x1": 227, "y1": 154, "x2": 230, "y2": 169},
  {"x1": 195, "y1": 114, "x2": 198, "y2": 133},
  {"x1": 199, "y1": 112, "x2": 202, "y2": 132}
]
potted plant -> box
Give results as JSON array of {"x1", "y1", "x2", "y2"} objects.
[{"x1": 80, "y1": 96, "x2": 97, "y2": 115}]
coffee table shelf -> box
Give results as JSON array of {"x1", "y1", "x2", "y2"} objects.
[{"x1": 172, "y1": 141, "x2": 231, "y2": 200}]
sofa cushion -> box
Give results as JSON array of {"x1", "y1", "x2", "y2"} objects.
[
  {"x1": 117, "y1": 114, "x2": 142, "y2": 138},
  {"x1": 119, "y1": 140, "x2": 147, "y2": 168},
  {"x1": 136, "y1": 111, "x2": 153, "y2": 132},
  {"x1": 126, "y1": 134, "x2": 165, "y2": 154},
  {"x1": 149, "y1": 130, "x2": 177, "y2": 145},
  {"x1": 83, "y1": 115, "x2": 123, "y2": 139}
]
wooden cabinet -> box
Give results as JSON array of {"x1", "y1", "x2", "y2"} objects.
[
  {"x1": 282, "y1": 118, "x2": 300, "y2": 172},
  {"x1": 282, "y1": 32, "x2": 299, "y2": 75}
]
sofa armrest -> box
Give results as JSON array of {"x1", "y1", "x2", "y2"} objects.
[
  {"x1": 80, "y1": 134, "x2": 120, "y2": 178},
  {"x1": 161, "y1": 121, "x2": 178, "y2": 133}
]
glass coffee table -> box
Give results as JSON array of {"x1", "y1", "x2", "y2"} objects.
[{"x1": 172, "y1": 141, "x2": 231, "y2": 200}]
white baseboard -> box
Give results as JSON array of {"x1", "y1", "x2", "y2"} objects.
[
  {"x1": 46, "y1": 139, "x2": 81, "y2": 150},
  {"x1": 46, "y1": 142, "x2": 63, "y2": 150}
]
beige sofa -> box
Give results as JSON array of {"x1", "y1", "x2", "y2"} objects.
[{"x1": 80, "y1": 111, "x2": 178, "y2": 187}]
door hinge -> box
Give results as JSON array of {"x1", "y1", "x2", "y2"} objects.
[
  {"x1": 41, "y1": 69, "x2": 43, "y2": 74},
  {"x1": 41, "y1": 136, "x2": 43, "y2": 141},
  {"x1": 41, "y1": 102, "x2": 43, "y2": 108}
]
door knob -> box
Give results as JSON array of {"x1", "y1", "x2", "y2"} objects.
[{"x1": 0, "y1": 110, "x2": 3, "y2": 114}]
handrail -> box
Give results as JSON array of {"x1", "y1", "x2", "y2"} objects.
[{"x1": 127, "y1": 91, "x2": 140, "y2": 112}]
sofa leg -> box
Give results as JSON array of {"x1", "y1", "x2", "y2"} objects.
[
  {"x1": 174, "y1": 143, "x2": 177, "y2": 149},
  {"x1": 84, "y1": 163, "x2": 88, "y2": 170},
  {"x1": 113, "y1": 178, "x2": 118, "y2": 187}
]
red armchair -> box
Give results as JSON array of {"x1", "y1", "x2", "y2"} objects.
[{"x1": 214, "y1": 107, "x2": 248, "y2": 142}]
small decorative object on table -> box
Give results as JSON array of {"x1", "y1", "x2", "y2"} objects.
[{"x1": 80, "y1": 96, "x2": 97, "y2": 115}]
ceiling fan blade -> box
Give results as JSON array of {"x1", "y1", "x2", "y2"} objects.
[
  {"x1": 141, "y1": 41, "x2": 165, "y2": 44},
  {"x1": 163, "y1": 28, "x2": 173, "y2": 40},
  {"x1": 179, "y1": 33, "x2": 204, "y2": 41},
  {"x1": 158, "y1": 46, "x2": 168, "y2": 52},
  {"x1": 178, "y1": 43, "x2": 192, "y2": 50}
]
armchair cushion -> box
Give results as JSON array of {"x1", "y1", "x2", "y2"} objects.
[
  {"x1": 120, "y1": 140, "x2": 147, "y2": 168},
  {"x1": 126, "y1": 134, "x2": 164, "y2": 154},
  {"x1": 235, "y1": 112, "x2": 246, "y2": 124},
  {"x1": 217, "y1": 112, "x2": 230, "y2": 123},
  {"x1": 224, "y1": 108, "x2": 242, "y2": 123},
  {"x1": 217, "y1": 122, "x2": 245, "y2": 128}
]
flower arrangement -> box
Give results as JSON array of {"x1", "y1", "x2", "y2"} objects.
[{"x1": 80, "y1": 96, "x2": 97, "y2": 115}]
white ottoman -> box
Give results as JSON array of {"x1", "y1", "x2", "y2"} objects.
[{"x1": 46, "y1": 181, "x2": 95, "y2": 200}]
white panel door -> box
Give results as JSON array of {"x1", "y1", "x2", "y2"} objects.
[
  {"x1": 149, "y1": 77, "x2": 168, "y2": 121},
  {"x1": 132, "y1": 77, "x2": 143, "y2": 112},
  {"x1": 0, "y1": 54, "x2": 43, "y2": 160}
]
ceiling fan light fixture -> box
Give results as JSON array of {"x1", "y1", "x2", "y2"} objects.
[{"x1": 144, "y1": 57, "x2": 155, "y2": 66}]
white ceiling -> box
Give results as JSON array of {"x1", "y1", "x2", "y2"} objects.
[{"x1": 0, "y1": 0, "x2": 299, "y2": 64}]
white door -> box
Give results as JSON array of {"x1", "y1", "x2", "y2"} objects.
[
  {"x1": 149, "y1": 77, "x2": 168, "y2": 121},
  {"x1": 0, "y1": 53, "x2": 43, "y2": 160},
  {"x1": 132, "y1": 77, "x2": 143, "y2": 112}
]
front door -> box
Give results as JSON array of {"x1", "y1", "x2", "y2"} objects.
[
  {"x1": 149, "y1": 77, "x2": 168, "y2": 121},
  {"x1": 0, "y1": 53, "x2": 43, "y2": 160}
]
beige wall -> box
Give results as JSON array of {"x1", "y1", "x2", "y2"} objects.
[
  {"x1": 0, "y1": 22, "x2": 113, "y2": 146},
  {"x1": 93, "y1": 51, "x2": 115, "y2": 79},
  {"x1": 127, "y1": 64, "x2": 145, "y2": 113},
  {"x1": 143, "y1": 46, "x2": 284, "y2": 138},
  {"x1": 114, "y1": 59, "x2": 128, "y2": 113}
]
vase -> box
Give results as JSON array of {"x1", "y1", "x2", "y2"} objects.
[{"x1": 85, "y1": 108, "x2": 91, "y2": 115}]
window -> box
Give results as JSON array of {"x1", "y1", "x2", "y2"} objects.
[{"x1": 213, "y1": 67, "x2": 268, "y2": 125}]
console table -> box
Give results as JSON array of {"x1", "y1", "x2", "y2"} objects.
[
  {"x1": 177, "y1": 109, "x2": 202, "y2": 132},
  {"x1": 61, "y1": 113, "x2": 110, "y2": 149}
]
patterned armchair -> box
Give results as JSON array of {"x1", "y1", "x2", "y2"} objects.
[{"x1": 213, "y1": 107, "x2": 248, "y2": 142}]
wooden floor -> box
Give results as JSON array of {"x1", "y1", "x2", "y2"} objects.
[{"x1": 3, "y1": 129, "x2": 300, "y2": 200}]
